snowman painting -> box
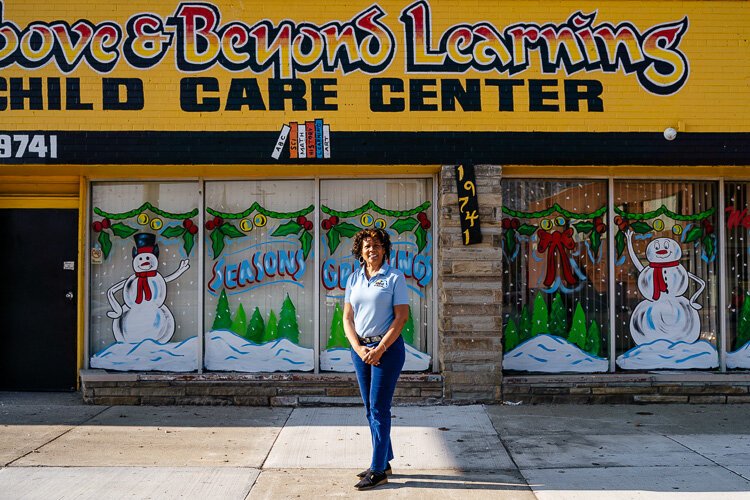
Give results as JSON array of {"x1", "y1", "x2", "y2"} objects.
[
  {"x1": 624, "y1": 230, "x2": 705, "y2": 345},
  {"x1": 106, "y1": 233, "x2": 190, "y2": 344}
]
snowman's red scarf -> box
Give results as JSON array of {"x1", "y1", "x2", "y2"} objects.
[
  {"x1": 135, "y1": 271, "x2": 157, "y2": 303},
  {"x1": 649, "y1": 261, "x2": 679, "y2": 300}
]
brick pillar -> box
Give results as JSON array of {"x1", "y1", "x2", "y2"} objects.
[{"x1": 438, "y1": 165, "x2": 503, "y2": 402}]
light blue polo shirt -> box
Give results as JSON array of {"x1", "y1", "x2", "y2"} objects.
[{"x1": 345, "y1": 263, "x2": 409, "y2": 338}]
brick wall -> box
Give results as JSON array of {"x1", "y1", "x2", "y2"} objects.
[{"x1": 439, "y1": 165, "x2": 503, "y2": 402}]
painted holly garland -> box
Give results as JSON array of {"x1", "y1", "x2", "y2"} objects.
[
  {"x1": 93, "y1": 203, "x2": 199, "y2": 259},
  {"x1": 321, "y1": 200, "x2": 432, "y2": 255},
  {"x1": 502, "y1": 204, "x2": 607, "y2": 285},
  {"x1": 206, "y1": 203, "x2": 315, "y2": 259},
  {"x1": 613, "y1": 205, "x2": 716, "y2": 259}
]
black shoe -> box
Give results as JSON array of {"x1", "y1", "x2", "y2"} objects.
[
  {"x1": 356, "y1": 463, "x2": 392, "y2": 478},
  {"x1": 354, "y1": 471, "x2": 388, "y2": 491}
]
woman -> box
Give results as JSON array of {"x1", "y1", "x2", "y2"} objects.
[{"x1": 344, "y1": 228, "x2": 409, "y2": 491}]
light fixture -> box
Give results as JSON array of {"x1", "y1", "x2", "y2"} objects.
[{"x1": 663, "y1": 127, "x2": 677, "y2": 141}]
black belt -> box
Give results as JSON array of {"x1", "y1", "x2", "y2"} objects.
[{"x1": 358, "y1": 335, "x2": 385, "y2": 344}]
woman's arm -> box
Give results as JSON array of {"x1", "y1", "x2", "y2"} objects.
[
  {"x1": 363, "y1": 304, "x2": 408, "y2": 365},
  {"x1": 343, "y1": 302, "x2": 369, "y2": 360}
]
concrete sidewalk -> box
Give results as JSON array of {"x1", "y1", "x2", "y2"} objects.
[{"x1": 1, "y1": 392, "x2": 750, "y2": 499}]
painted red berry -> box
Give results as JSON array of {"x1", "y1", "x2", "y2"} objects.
[
  {"x1": 92, "y1": 221, "x2": 102, "y2": 232},
  {"x1": 330, "y1": 215, "x2": 339, "y2": 226},
  {"x1": 614, "y1": 216, "x2": 622, "y2": 225},
  {"x1": 596, "y1": 223, "x2": 606, "y2": 234},
  {"x1": 305, "y1": 221, "x2": 313, "y2": 231},
  {"x1": 206, "y1": 220, "x2": 215, "y2": 230},
  {"x1": 214, "y1": 217, "x2": 223, "y2": 226},
  {"x1": 297, "y1": 215, "x2": 306, "y2": 225},
  {"x1": 705, "y1": 223, "x2": 714, "y2": 234},
  {"x1": 417, "y1": 212, "x2": 426, "y2": 222},
  {"x1": 511, "y1": 218, "x2": 520, "y2": 230},
  {"x1": 183, "y1": 219, "x2": 192, "y2": 228},
  {"x1": 421, "y1": 220, "x2": 431, "y2": 229},
  {"x1": 189, "y1": 225, "x2": 198, "y2": 235},
  {"x1": 322, "y1": 219, "x2": 331, "y2": 230},
  {"x1": 102, "y1": 218, "x2": 111, "y2": 229},
  {"x1": 502, "y1": 218, "x2": 511, "y2": 229}
]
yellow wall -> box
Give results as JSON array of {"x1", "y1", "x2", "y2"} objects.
[{"x1": 0, "y1": 0, "x2": 747, "y2": 133}]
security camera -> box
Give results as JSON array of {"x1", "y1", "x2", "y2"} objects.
[{"x1": 663, "y1": 127, "x2": 677, "y2": 141}]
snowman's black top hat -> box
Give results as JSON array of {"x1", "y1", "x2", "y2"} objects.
[{"x1": 132, "y1": 232, "x2": 159, "y2": 258}]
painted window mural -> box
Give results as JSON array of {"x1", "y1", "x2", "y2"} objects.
[
  {"x1": 204, "y1": 181, "x2": 315, "y2": 372},
  {"x1": 319, "y1": 179, "x2": 433, "y2": 372},
  {"x1": 724, "y1": 182, "x2": 750, "y2": 369},
  {"x1": 89, "y1": 182, "x2": 200, "y2": 372},
  {"x1": 613, "y1": 181, "x2": 718, "y2": 370},
  {"x1": 501, "y1": 180, "x2": 609, "y2": 373}
]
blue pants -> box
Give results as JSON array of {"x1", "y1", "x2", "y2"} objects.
[{"x1": 351, "y1": 335, "x2": 405, "y2": 473}]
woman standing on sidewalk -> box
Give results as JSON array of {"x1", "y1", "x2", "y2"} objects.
[{"x1": 344, "y1": 228, "x2": 409, "y2": 491}]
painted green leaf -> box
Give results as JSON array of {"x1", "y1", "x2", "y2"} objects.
[
  {"x1": 504, "y1": 230, "x2": 515, "y2": 255},
  {"x1": 183, "y1": 231, "x2": 195, "y2": 256},
  {"x1": 615, "y1": 230, "x2": 626, "y2": 258},
  {"x1": 590, "y1": 231, "x2": 601, "y2": 256},
  {"x1": 573, "y1": 221, "x2": 594, "y2": 234},
  {"x1": 685, "y1": 226, "x2": 703, "y2": 244},
  {"x1": 327, "y1": 226, "x2": 341, "y2": 255},
  {"x1": 211, "y1": 229, "x2": 225, "y2": 259},
  {"x1": 272, "y1": 220, "x2": 302, "y2": 237},
  {"x1": 162, "y1": 226, "x2": 186, "y2": 238},
  {"x1": 415, "y1": 226, "x2": 428, "y2": 253},
  {"x1": 98, "y1": 230, "x2": 112, "y2": 259},
  {"x1": 391, "y1": 217, "x2": 418, "y2": 234},
  {"x1": 336, "y1": 222, "x2": 360, "y2": 238},
  {"x1": 111, "y1": 222, "x2": 137, "y2": 238},
  {"x1": 630, "y1": 221, "x2": 652, "y2": 234},
  {"x1": 702, "y1": 234, "x2": 715, "y2": 257},
  {"x1": 220, "y1": 223, "x2": 244, "y2": 238},
  {"x1": 517, "y1": 224, "x2": 536, "y2": 236},
  {"x1": 299, "y1": 230, "x2": 313, "y2": 260}
]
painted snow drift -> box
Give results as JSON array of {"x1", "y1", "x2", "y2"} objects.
[
  {"x1": 502, "y1": 334, "x2": 608, "y2": 373},
  {"x1": 616, "y1": 339, "x2": 718, "y2": 370},
  {"x1": 320, "y1": 344, "x2": 431, "y2": 372},
  {"x1": 90, "y1": 336, "x2": 198, "y2": 372},
  {"x1": 726, "y1": 342, "x2": 750, "y2": 369},
  {"x1": 205, "y1": 330, "x2": 313, "y2": 372}
]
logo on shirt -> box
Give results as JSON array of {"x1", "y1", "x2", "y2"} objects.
[{"x1": 373, "y1": 279, "x2": 388, "y2": 289}]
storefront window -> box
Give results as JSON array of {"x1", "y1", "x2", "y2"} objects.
[
  {"x1": 501, "y1": 180, "x2": 610, "y2": 373},
  {"x1": 613, "y1": 181, "x2": 719, "y2": 370},
  {"x1": 203, "y1": 181, "x2": 315, "y2": 372},
  {"x1": 319, "y1": 179, "x2": 434, "y2": 372},
  {"x1": 89, "y1": 182, "x2": 200, "y2": 372},
  {"x1": 723, "y1": 182, "x2": 750, "y2": 369}
]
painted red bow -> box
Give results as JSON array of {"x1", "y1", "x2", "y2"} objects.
[
  {"x1": 537, "y1": 228, "x2": 577, "y2": 287},
  {"x1": 135, "y1": 271, "x2": 157, "y2": 304},
  {"x1": 649, "y1": 261, "x2": 679, "y2": 300}
]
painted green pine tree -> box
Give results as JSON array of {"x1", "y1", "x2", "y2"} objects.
[
  {"x1": 246, "y1": 307, "x2": 265, "y2": 343},
  {"x1": 518, "y1": 304, "x2": 532, "y2": 341},
  {"x1": 326, "y1": 303, "x2": 348, "y2": 349},
  {"x1": 230, "y1": 303, "x2": 247, "y2": 338},
  {"x1": 585, "y1": 320, "x2": 602, "y2": 357},
  {"x1": 212, "y1": 289, "x2": 233, "y2": 330},
  {"x1": 277, "y1": 295, "x2": 301, "y2": 344},
  {"x1": 530, "y1": 292, "x2": 549, "y2": 336},
  {"x1": 402, "y1": 306, "x2": 415, "y2": 346},
  {"x1": 504, "y1": 318, "x2": 520, "y2": 352},
  {"x1": 567, "y1": 302, "x2": 587, "y2": 350},
  {"x1": 263, "y1": 310, "x2": 279, "y2": 343},
  {"x1": 549, "y1": 293, "x2": 568, "y2": 338},
  {"x1": 735, "y1": 294, "x2": 750, "y2": 350}
]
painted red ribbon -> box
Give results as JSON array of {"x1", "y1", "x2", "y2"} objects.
[
  {"x1": 135, "y1": 271, "x2": 157, "y2": 304},
  {"x1": 649, "y1": 261, "x2": 679, "y2": 300},
  {"x1": 537, "y1": 228, "x2": 577, "y2": 287}
]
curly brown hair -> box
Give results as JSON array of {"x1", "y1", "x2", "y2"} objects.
[{"x1": 351, "y1": 228, "x2": 392, "y2": 265}]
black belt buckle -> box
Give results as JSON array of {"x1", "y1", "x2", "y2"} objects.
[{"x1": 359, "y1": 335, "x2": 384, "y2": 344}]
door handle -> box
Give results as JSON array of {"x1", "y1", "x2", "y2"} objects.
[{"x1": 65, "y1": 291, "x2": 74, "y2": 301}]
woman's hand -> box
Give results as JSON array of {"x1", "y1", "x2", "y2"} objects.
[
  {"x1": 363, "y1": 345, "x2": 384, "y2": 366},
  {"x1": 354, "y1": 344, "x2": 371, "y2": 361}
]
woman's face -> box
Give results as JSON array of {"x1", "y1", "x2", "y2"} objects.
[{"x1": 361, "y1": 237, "x2": 386, "y2": 267}]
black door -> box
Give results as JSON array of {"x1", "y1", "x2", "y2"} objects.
[{"x1": 0, "y1": 209, "x2": 78, "y2": 391}]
